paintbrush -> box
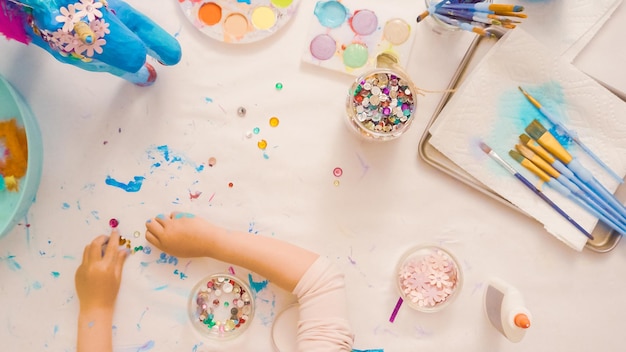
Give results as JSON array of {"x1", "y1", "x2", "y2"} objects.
[
  {"x1": 434, "y1": 13, "x2": 494, "y2": 37},
  {"x1": 518, "y1": 86, "x2": 623, "y2": 184},
  {"x1": 525, "y1": 120, "x2": 626, "y2": 219},
  {"x1": 436, "y1": 8, "x2": 504, "y2": 26},
  {"x1": 417, "y1": 0, "x2": 449, "y2": 23},
  {"x1": 479, "y1": 141, "x2": 593, "y2": 239},
  {"x1": 515, "y1": 142, "x2": 626, "y2": 226},
  {"x1": 510, "y1": 149, "x2": 626, "y2": 235},
  {"x1": 441, "y1": 3, "x2": 524, "y2": 12}
]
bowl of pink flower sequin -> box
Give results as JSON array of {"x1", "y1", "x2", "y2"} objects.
[
  {"x1": 188, "y1": 273, "x2": 255, "y2": 340},
  {"x1": 396, "y1": 244, "x2": 462, "y2": 313}
]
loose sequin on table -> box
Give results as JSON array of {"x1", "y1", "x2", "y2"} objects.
[
  {"x1": 257, "y1": 139, "x2": 268, "y2": 150},
  {"x1": 333, "y1": 167, "x2": 343, "y2": 177},
  {"x1": 109, "y1": 218, "x2": 119, "y2": 228},
  {"x1": 237, "y1": 107, "x2": 247, "y2": 117},
  {"x1": 348, "y1": 71, "x2": 415, "y2": 134},
  {"x1": 275, "y1": 82, "x2": 283, "y2": 90},
  {"x1": 269, "y1": 117, "x2": 279, "y2": 127},
  {"x1": 208, "y1": 157, "x2": 217, "y2": 167}
]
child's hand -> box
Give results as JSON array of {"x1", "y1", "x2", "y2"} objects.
[
  {"x1": 75, "y1": 229, "x2": 128, "y2": 312},
  {"x1": 145, "y1": 212, "x2": 223, "y2": 258}
]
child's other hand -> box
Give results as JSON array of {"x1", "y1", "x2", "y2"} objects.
[
  {"x1": 145, "y1": 212, "x2": 222, "y2": 258},
  {"x1": 75, "y1": 229, "x2": 128, "y2": 312}
]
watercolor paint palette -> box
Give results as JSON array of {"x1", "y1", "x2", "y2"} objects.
[
  {"x1": 178, "y1": 0, "x2": 301, "y2": 43},
  {"x1": 302, "y1": 0, "x2": 416, "y2": 76}
]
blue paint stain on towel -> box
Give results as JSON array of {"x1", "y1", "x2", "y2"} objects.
[
  {"x1": 248, "y1": 273, "x2": 269, "y2": 293},
  {"x1": 137, "y1": 340, "x2": 155, "y2": 351},
  {"x1": 105, "y1": 176, "x2": 145, "y2": 192}
]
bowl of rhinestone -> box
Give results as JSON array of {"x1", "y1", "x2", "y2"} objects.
[
  {"x1": 396, "y1": 245, "x2": 462, "y2": 313},
  {"x1": 189, "y1": 273, "x2": 255, "y2": 340},
  {"x1": 346, "y1": 69, "x2": 417, "y2": 141}
]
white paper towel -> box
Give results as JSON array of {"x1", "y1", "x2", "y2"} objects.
[
  {"x1": 518, "y1": 0, "x2": 623, "y2": 62},
  {"x1": 428, "y1": 28, "x2": 626, "y2": 251}
]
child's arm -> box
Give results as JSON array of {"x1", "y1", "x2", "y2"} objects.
[
  {"x1": 144, "y1": 212, "x2": 319, "y2": 291},
  {"x1": 145, "y1": 212, "x2": 354, "y2": 350},
  {"x1": 75, "y1": 230, "x2": 128, "y2": 352}
]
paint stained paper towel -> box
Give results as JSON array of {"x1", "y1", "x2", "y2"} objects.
[{"x1": 428, "y1": 28, "x2": 626, "y2": 251}]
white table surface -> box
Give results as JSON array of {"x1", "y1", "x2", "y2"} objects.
[{"x1": 1, "y1": 1, "x2": 626, "y2": 351}]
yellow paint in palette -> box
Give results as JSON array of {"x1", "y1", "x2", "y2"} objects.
[{"x1": 179, "y1": 0, "x2": 301, "y2": 43}]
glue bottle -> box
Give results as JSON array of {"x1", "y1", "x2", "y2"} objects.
[{"x1": 484, "y1": 277, "x2": 531, "y2": 342}]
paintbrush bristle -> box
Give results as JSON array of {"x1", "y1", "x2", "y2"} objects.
[
  {"x1": 525, "y1": 119, "x2": 547, "y2": 140},
  {"x1": 508, "y1": 150, "x2": 525, "y2": 163},
  {"x1": 519, "y1": 133, "x2": 532, "y2": 144},
  {"x1": 479, "y1": 141, "x2": 491, "y2": 154},
  {"x1": 515, "y1": 144, "x2": 535, "y2": 160}
]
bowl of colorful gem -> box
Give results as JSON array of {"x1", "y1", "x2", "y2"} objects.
[
  {"x1": 188, "y1": 273, "x2": 255, "y2": 340},
  {"x1": 345, "y1": 65, "x2": 417, "y2": 142},
  {"x1": 396, "y1": 244, "x2": 463, "y2": 313},
  {"x1": 0, "y1": 74, "x2": 43, "y2": 238}
]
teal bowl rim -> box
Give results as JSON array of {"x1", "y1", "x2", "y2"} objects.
[{"x1": 0, "y1": 74, "x2": 43, "y2": 238}]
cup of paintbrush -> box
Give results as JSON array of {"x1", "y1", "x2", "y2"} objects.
[
  {"x1": 510, "y1": 148, "x2": 626, "y2": 235},
  {"x1": 525, "y1": 120, "x2": 626, "y2": 220},
  {"x1": 515, "y1": 140, "x2": 626, "y2": 227}
]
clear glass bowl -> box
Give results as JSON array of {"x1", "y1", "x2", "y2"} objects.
[
  {"x1": 396, "y1": 244, "x2": 463, "y2": 313},
  {"x1": 345, "y1": 68, "x2": 417, "y2": 142},
  {"x1": 188, "y1": 273, "x2": 255, "y2": 340}
]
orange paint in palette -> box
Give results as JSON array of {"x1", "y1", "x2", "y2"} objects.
[
  {"x1": 302, "y1": 0, "x2": 417, "y2": 76},
  {"x1": 179, "y1": 0, "x2": 301, "y2": 43}
]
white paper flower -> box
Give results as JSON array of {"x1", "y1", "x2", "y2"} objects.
[
  {"x1": 76, "y1": 37, "x2": 106, "y2": 57},
  {"x1": 75, "y1": 0, "x2": 104, "y2": 22},
  {"x1": 55, "y1": 4, "x2": 79, "y2": 33},
  {"x1": 89, "y1": 19, "x2": 110, "y2": 37}
]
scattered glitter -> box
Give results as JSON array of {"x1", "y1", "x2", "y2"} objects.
[
  {"x1": 253, "y1": 127, "x2": 260, "y2": 134},
  {"x1": 333, "y1": 180, "x2": 340, "y2": 186},
  {"x1": 208, "y1": 157, "x2": 217, "y2": 167},
  {"x1": 237, "y1": 107, "x2": 246, "y2": 117},
  {"x1": 257, "y1": 139, "x2": 267, "y2": 150},
  {"x1": 109, "y1": 218, "x2": 119, "y2": 228},
  {"x1": 269, "y1": 116, "x2": 279, "y2": 127},
  {"x1": 228, "y1": 182, "x2": 234, "y2": 188},
  {"x1": 133, "y1": 231, "x2": 141, "y2": 238},
  {"x1": 275, "y1": 82, "x2": 283, "y2": 90},
  {"x1": 333, "y1": 167, "x2": 343, "y2": 177}
]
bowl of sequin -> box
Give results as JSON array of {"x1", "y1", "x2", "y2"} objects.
[
  {"x1": 396, "y1": 244, "x2": 462, "y2": 313},
  {"x1": 188, "y1": 273, "x2": 255, "y2": 340},
  {"x1": 345, "y1": 68, "x2": 417, "y2": 142}
]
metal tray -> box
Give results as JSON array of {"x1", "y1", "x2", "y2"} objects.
[{"x1": 418, "y1": 28, "x2": 623, "y2": 253}]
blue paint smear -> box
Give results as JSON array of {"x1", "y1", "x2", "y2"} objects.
[
  {"x1": 32, "y1": 281, "x2": 42, "y2": 289},
  {"x1": 495, "y1": 81, "x2": 573, "y2": 156},
  {"x1": 191, "y1": 343, "x2": 203, "y2": 352},
  {"x1": 51, "y1": 271, "x2": 60, "y2": 278},
  {"x1": 53, "y1": 325, "x2": 59, "y2": 336},
  {"x1": 248, "y1": 273, "x2": 269, "y2": 293},
  {"x1": 236, "y1": 0, "x2": 251, "y2": 4},
  {"x1": 3, "y1": 255, "x2": 22, "y2": 271},
  {"x1": 62, "y1": 202, "x2": 70, "y2": 209},
  {"x1": 204, "y1": 97, "x2": 213, "y2": 103},
  {"x1": 153, "y1": 284, "x2": 169, "y2": 291},
  {"x1": 137, "y1": 340, "x2": 155, "y2": 351},
  {"x1": 105, "y1": 175, "x2": 145, "y2": 192}
]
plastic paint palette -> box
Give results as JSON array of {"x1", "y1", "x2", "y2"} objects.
[
  {"x1": 178, "y1": 0, "x2": 301, "y2": 43},
  {"x1": 302, "y1": 0, "x2": 416, "y2": 76},
  {"x1": 0, "y1": 75, "x2": 43, "y2": 239}
]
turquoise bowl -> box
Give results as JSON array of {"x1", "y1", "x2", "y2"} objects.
[{"x1": 0, "y1": 74, "x2": 43, "y2": 238}]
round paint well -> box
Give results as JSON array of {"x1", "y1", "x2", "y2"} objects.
[
  {"x1": 271, "y1": 0, "x2": 293, "y2": 9},
  {"x1": 309, "y1": 34, "x2": 336, "y2": 60},
  {"x1": 198, "y1": 2, "x2": 222, "y2": 26},
  {"x1": 251, "y1": 6, "x2": 277, "y2": 30},
  {"x1": 342, "y1": 43, "x2": 368, "y2": 68},
  {"x1": 314, "y1": 0, "x2": 348, "y2": 29},
  {"x1": 350, "y1": 10, "x2": 378, "y2": 36},
  {"x1": 383, "y1": 18, "x2": 410, "y2": 45},
  {"x1": 223, "y1": 13, "x2": 249, "y2": 38}
]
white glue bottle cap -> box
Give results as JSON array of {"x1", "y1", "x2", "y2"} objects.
[{"x1": 484, "y1": 277, "x2": 532, "y2": 342}]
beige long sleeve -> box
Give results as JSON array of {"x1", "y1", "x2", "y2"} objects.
[{"x1": 292, "y1": 256, "x2": 355, "y2": 351}]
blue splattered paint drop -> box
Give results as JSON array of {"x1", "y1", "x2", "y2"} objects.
[
  {"x1": 51, "y1": 271, "x2": 60, "y2": 278},
  {"x1": 137, "y1": 340, "x2": 156, "y2": 351},
  {"x1": 248, "y1": 273, "x2": 269, "y2": 293},
  {"x1": 105, "y1": 176, "x2": 145, "y2": 192},
  {"x1": 62, "y1": 203, "x2": 70, "y2": 209},
  {"x1": 2, "y1": 255, "x2": 22, "y2": 271}
]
